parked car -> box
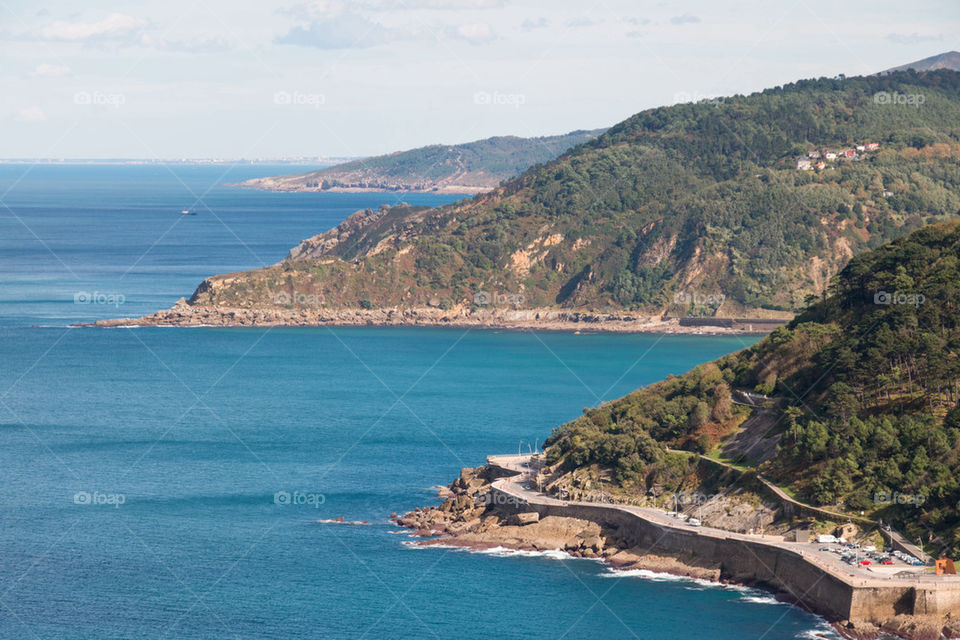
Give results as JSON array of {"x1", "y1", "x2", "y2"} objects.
[{"x1": 859, "y1": 560, "x2": 871, "y2": 565}]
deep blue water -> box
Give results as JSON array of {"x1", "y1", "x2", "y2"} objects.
[{"x1": 0, "y1": 165, "x2": 836, "y2": 639}]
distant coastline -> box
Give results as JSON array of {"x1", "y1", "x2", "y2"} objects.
[
  {"x1": 231, "y1": 129, "x2": 606, "y2": 196},
  {"x1": 234, "y1": 181, "x2": 485, "y2": 195}
]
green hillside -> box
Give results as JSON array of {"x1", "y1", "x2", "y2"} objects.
[
  {"x1": 544, "y1": 222, "x2": 960, "y2": 555},
  {"x1": 193, "y1": 69, "x2": 960, "y2": 318},
  {"x1": 239, "y1": 129, "x2": 605, "y2": 193}
]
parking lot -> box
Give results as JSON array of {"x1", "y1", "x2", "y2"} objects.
[{"x1": 803, "y1": 542, "x2": 927, "y2": 578}]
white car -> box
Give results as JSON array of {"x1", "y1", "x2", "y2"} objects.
[{"x1": 688, "y1": 518, "x2": 702, "y2": 527}]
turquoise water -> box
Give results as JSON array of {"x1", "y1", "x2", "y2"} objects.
[{"x1": 0, "y1": 165, "x2": 835, "y2": 639}]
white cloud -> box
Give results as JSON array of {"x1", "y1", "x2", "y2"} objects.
[
  {"x1": 566, "y1": 17, "x2": 597, "y2": 28},
  {"x1": 277, "y1": 0, "x2": 438, "y2": 49},
  {"x1": 521, "y1": 17, "x2": 548, "y2": 31},
  {"x1": 276, "y1": 0, "x2": 503, "y2": 49},
  {"x1": 451, "y1": 22, "x2": 496, "y2": 44},
  {"x1": 278, "y1": 0, "x2": 344, "y2": 22},
  {"x1": 39, "y1": 13, "x2": 147, "y2": 42},
  {"x1": 364, "y1": 0, "x2": 505, "y2": 8},
  {"x1": 29, "y1": 63, "x2": 72, "y2": 77},
  {"x1": 15, "y1": 107, "x2": 47, "y2": 123},
  {"x1": 276, "y1": 11, "x2": 395, "y2": 49},
  {"x1": 670, "y1": 14, "x2": 701, "y2": 25}
]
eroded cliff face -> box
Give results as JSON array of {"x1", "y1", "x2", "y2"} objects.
[
  {"x1": 287, "y1": 205, "x2": 402, "y2": 261},
  {"x1": 141, "y1": 192, "x2": 896, "y2": 324}
]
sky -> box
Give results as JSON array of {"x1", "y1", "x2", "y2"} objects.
[{"x1": 1, "y1": 0, "x2": 958, "y2": 159}]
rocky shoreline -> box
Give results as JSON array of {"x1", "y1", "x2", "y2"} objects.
[
  {"x1": 396, "y1": 466, "x2": 960, "y2": 640},
  {"x1": 86, "y1": 298, "x2": 782, "y2": 334}
]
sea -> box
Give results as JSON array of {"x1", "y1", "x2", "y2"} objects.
[{"x1": 0, "y1": 164, "x2": 838, "y2": 639}]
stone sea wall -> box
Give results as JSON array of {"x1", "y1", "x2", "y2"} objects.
[{"x1": 485, "y1": 484, "x2": 960, "y2": 624}]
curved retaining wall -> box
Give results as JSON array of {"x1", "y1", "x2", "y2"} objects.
[
  {"x1": 485, "y1": 475, "x2": 960, "y2": 623},
  {"x1": 489, "y1": 484, "x2": 863, "y2": 621}
]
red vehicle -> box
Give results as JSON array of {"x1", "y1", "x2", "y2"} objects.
[
  {"x1": 881, "y1": 558, "x2": 894, "y2": 565},
  {"x1": 859, "y1": 560, "x2": 871, "y2": 565}
]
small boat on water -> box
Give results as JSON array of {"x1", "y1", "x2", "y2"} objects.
[{"x1": 180, "y1": 209, "x2": 197, "y2": 216}]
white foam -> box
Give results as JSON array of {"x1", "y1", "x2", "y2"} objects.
[
  {"x1": 401, "y1": 541, "x2": 461, "y2": 550},
  {"x1": 796, "y1": 625, "x2": 839, "y2": 639},
  {"x1": 401, "y1": 541, "x2": 576, "y2": 562},
  {"x1": 601, "y1": 568, "x2": 720, "y2": 589},
  {"x1": 739, "y1": 594, "x2": 786, "y2": 606},
  {"x1": 316, "y1": 518, "x2": 371, "y2": 526},
  {"x1": 470, "y1": 546, "x2": 570, "y2": 561}
]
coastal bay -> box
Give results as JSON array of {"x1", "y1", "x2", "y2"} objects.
[{"x1": 0, "y1": 164, "x2": 833, "y2": 638}]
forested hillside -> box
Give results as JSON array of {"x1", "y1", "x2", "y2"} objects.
[
  {"x1": 190, "y1": 70, "x2": 960, "y2": 318},
  {"x1": 544, "y1": 222, "x2": 960, "y2": 555}
]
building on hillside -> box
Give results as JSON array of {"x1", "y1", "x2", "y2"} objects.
[
  {"x1": 865, "y1": 142, "x2": 880, "y2": 151},
  {"x1": 825, "y1": 152, "x2": 837, "y2": 160},
  {"x1": 816, "y1": 161, "x2": 826, "y2": 170},
  {"x1": 856, "y1": 145, "x2": 866, "y2": 152},
  {"x1": 807, "y1": 150, "x2": 821, "y2": 158},
  {"x1": 796, "y1": 158, "x2": 812, "y2": 170}
]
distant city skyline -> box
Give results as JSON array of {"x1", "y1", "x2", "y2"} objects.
[{"x1": 2, "y1": 0, "x2": 958, "y2": 159}]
